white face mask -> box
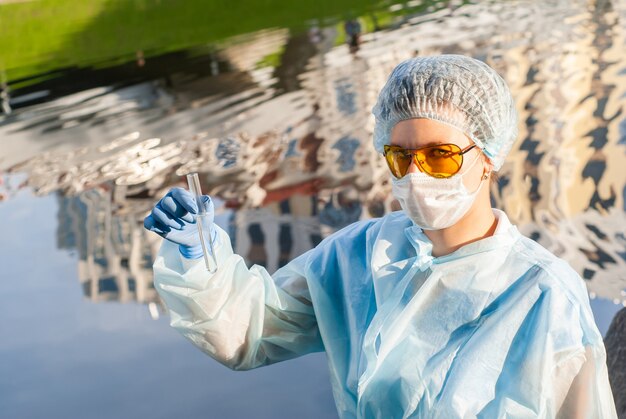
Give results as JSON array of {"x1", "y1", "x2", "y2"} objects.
[{"x1": 391, "y1": 153, "x2": 486, "y2": 230}]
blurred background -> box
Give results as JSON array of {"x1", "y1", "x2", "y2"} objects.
[{"x1": 0, "y1": 0, "x2": 625, "y2": 418}]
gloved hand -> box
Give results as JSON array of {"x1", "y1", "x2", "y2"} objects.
[{"x1": 144, "y1": 187, "x2": 215, "y2": 259}]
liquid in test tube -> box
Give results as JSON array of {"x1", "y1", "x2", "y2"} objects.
[{"x1": 186, "y1": 173, "x2": 218, "y2": 273}]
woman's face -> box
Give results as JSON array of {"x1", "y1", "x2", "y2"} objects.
[{"x1": 389, "y1": 118, "x2": 489, "y2": 192}]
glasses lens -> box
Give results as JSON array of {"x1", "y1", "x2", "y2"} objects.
[
  {"x1": 384, "y1": 146, "x2": 412, "y2": 178},
  {"x1": 418, "y1": 144, "x2": 463, "y2": 178}
]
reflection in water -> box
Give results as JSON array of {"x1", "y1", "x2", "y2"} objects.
[
  {"x1": 1, "y1": 0, "x2": 625, "y2": 310},
  {"x1": 56, "y1": 189, "x2": 161, "y2": 307}
]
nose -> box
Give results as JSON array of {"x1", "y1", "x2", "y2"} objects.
[{"x1": 407, "y1": 156, "x2": 422, "y2": 174}]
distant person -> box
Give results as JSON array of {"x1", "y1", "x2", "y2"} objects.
[
  {"x1": 308, "y1": 25, "x2": 322, "y2": 45},
  {"x1": 145, "y1": 55, "x2": 617, "y2": 418},
  {"x1": 344, "y1": 19, "x2": 362, "y2": 53},
  {"x1": 1, "y1": 83, "x2": 11, "y2": 115}
]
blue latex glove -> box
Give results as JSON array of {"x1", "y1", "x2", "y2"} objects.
[{"x1": 144, "y1": 187, "x2": 215, "y2": 259}]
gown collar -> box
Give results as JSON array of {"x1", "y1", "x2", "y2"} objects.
[{"x1": 403, "y1": 209, "x2": 520, "y2": 271}]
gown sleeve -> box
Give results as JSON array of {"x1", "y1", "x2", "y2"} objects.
[
  {"x1": 477, "y1": 264, "x2": 618, "y2": 419},
  {"x1": 553, "y1": 265, "x2": 618, "y2": 418},
  {"x1": 152, "y1": 224, "x2": 325, "y2": 371},
  {"x1": 548, "y1": 264, "x2": 618, "y2": 418},
  {"x1": 555, "y1": 334, "x2": 618, "y2": 418}
]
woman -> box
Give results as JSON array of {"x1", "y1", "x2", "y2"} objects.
[{"x1": 144, "y1": 55, "x2": 617, "y2": 418}]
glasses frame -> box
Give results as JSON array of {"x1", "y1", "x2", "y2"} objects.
[{"x1": 383, "y1": 143, "x2": 477, "y2": 179}]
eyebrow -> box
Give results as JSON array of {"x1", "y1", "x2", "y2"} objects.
[{"x1": 390, "y1": 140, "x2": 467, "y2": 148}]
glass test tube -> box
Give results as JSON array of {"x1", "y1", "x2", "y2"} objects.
[{"x1": 186, "y1": 173, "x2": 218, "y2": 273}]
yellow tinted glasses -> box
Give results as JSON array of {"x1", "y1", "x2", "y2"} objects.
[{"x1": 383, "y1": 143, "x2": 477, "y2": 179}]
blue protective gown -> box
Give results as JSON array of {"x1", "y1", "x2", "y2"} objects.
[{"x1": 153, "y1": 209, "x2": 617, "y2": 418}]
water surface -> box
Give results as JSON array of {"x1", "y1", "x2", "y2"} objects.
[{"x1": 1, "y1": 0, "x2": 625, "y2": 417}]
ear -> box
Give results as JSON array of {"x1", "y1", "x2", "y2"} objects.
[{"x1": 482, "y1": 154, "x2": 494, "y2": 179}]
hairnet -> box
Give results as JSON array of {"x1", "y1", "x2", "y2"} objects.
[{"x1": 372, "y1": 55, "x2": 518, "y2": 171}]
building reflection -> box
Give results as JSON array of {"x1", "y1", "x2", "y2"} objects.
[
  {"x1": 2, "y1": 0, "x2": 625, "y2": 308},
  {"x1": 56, "y1": 187, "x2": 162, "y2": 308}
]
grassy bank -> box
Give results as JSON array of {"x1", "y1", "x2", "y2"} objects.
[{"x1": 0, "y1": 0, "x2": 443, "y2": 85}]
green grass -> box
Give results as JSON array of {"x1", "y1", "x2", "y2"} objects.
[
  {"x1": 0, "y1": 0, "x2": 444, "y2": 85},
  {"x1": 255, "y1": 45, "x2": 286, "y2": 69}
]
